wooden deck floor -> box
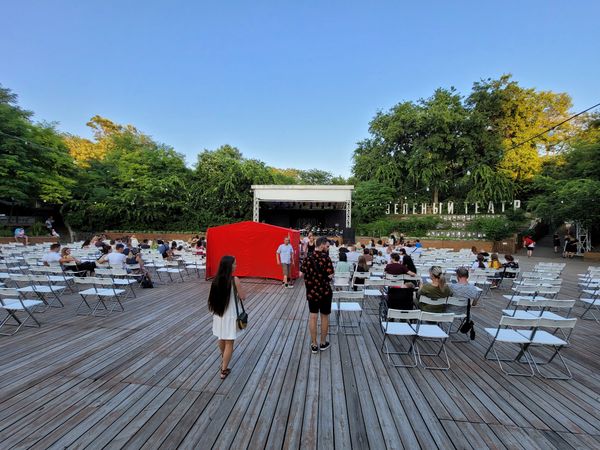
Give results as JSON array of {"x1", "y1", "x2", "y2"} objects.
[{"x1": 1, "y1": 256, "x2": 599, "y2": 449}]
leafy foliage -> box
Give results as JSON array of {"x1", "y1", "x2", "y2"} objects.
[
  {"x1": 0, "y1": 85, "x2": 75, "y2": 205},
  {"x1": 467, "y1": 217, "x2": 517, "y2": 241}
]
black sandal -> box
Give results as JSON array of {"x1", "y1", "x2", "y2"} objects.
[{"x1": 220, "y1": 368, "x2": 231, "y2": 379}]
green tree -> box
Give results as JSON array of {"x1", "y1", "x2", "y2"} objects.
[
  {"x1": 352, "y1": 180, "x2": 396, "y2": 226},
  {"x1": 187, "y1": 145, "x2": 277, "y2": 227},
  {"x1": 0, "y1": 85, "x2": 75, "y2": 206},
  {"x1": 352, "y1": 87, "x2": 509, "y2": 208},
  {"x1": 468, "y1": 74, "x2": 574, "y2": 182}
]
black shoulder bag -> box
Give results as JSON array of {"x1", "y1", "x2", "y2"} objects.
[
  {"x1": 233, "y1": 281, "x2": 248, "y2": 330},
  {"x1": 459, "y1": 298, "x2": 476, "y2": 340}
]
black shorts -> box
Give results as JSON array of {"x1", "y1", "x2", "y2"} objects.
[{"x1": 307, "y1": 293, "x2": 333, "y2": 315}]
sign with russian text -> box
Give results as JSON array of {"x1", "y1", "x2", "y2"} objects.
[{"x1": 386, "y1": 200, "x2": 521, "y2": 215}]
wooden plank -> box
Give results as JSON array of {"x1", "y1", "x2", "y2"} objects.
[{"x1": 0, "y1": 258, "x2": 598, "y2": 450}]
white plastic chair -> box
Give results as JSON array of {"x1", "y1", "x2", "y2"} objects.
[
  {"x1": 380, "y1": 309, "x2": 420, "y2": 368},
  {"x1": 483, "y1": 316, "x2": 537, "y2": 377},
  {"x1": 0, "y1": 288, "x2": 43, "y2": 335},
  {"x1": 526, "y1": 317, "x2": 577, "y2": 380},
  {"x1": 415, "y1": 312, "x2": 454, "y2": 370},
  {"x1": 331, "y1": 290, "x2": 364, "y2": 335},
  {"x1": 74, "y1": 277, "x2": 127, "y2": 316}
]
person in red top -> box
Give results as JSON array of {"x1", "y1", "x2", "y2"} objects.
[
  {"x1": 385, "y1": 253, "x2": 416, "y2": 276},
  {"x1": 300, "y1": 236, "x2": 334, "y2": 354},
  {"x1": 523, "y1": 236, "x2": 535, "y2": 257}
]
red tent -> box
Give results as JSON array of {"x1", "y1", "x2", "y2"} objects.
[{"x1": 205, "y1": 221, "x2": 300, "y2": 280}]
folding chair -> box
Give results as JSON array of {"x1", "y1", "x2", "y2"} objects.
[
  {"x1": 415, "y1": 312, "x2": 454, "y2": 370},
  {"x1": 14, "y1": 274, "x2": 66, "y2": 309},
  {"x1": 445, "y1": 296, "x2": 470, "y2": 342},
  {"x1": 417, "y1": 295, "x2": 447, "y2": 312},
  {"x1": 579, "y1": 287, "x2": 600, "y2": 322},
  {"x1": 333, "y1": 274, "x2": 351, "y2": 291},
  {"x1": 96, "y1": 268, "x2": 138, "y2": 298},
  {"x1": 0, "y1": 288, "x2": 43, "y2": 335},
  {"x1": 73, "y1": 277, "x2": 127, "y2": 316},
  {"x1": 330, "y1": 290, "x2": 364, "y2": 335},
  {"x1": 526, "y1": 317, "x2": 577, "y2": 380},
  {"x1": 156, "y1": 260, "x2": 185, "y2": 282},
  {"x1": 363, "y1": 278, "x2": 385, "y2": 314},
  {"x1": 380, "y1": 309, "x2": 421, "y2": 368},
  {"x1": 483, "y1": 316, "x2": 537, "y2": 377},
  {"x1": 351, "y1": 271, "x2": 370, "y2": 291}
]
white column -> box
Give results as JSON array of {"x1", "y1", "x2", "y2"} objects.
[
  {"x1": 253, "y1": 193, "x2": 260, "y2": 222},
  {"x1": 346, "y1": 200, "x2": 352, "y2": 227}
]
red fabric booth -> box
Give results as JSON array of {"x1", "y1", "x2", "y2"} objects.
[{"x1": 205, "y1": 221, "x2": 300, "y2": 280}]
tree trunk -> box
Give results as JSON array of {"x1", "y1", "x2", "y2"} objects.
[
  {"x1": 433, "y1": 188, "x2": 439, "y2": 205},
  {"x1": 59, "y1": 204, "x2": 75, "y2": 243}
]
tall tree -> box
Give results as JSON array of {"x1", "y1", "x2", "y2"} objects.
[
  {"x1": 0, "y1": 85, "x2": 75, "y2": 206},
  {"x1": 468, "y1": 74, "x2": 574, "y2": 182}
]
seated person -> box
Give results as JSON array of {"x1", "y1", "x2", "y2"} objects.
[
  {"x1": 488, "y1": 253, "x2": 502, "y2": 270},
  {"x1": 398, "y1": 248, "x2": 417, "y2": 273},
  {"x1": 157, "y1": 240, "x2": 171, "y2": 259},
  {"x1": 42, "y1": 243, "x2": 63, "y2": 265},
  {"x1": 59, "y1": 246, "x2": 97, "y2": 275},
  {"x1": 352, "y1": 255, "x2": 369, "y2": 291},
  {"x1": 125, "y1": 248, "x2": 146, "y2": 273},
  {"x1": 14, "y1": 227, "x2": 29, "y2": 246},
  {"x1": 98, "y1": 243, "x2": 128, "y2": 269},
  {"x1": 334, "y1": 252, "x2": 352, "y2": 275},
  {"x1": 362, "y1": 248, "x2": 373, "y2": 264},
  {"x1": 450, "y1": 267, "x2": 481, "y2": 308},
  {"x1": 501, "y1": 254, "x2": 519, "y2": 278},
  {"x1": 417, "y1": 266, "x2": 451, "y2": 312},
  {"x1": 488, "y1": 253, "x2": 503, "y2": 287},
  {"x1": 374, "y1": 251, "x2": 387, "y2": 265},
  {"x1": 346, "y1": 246, "x2": 360, "y2": 265},
  {"x1": 384, "y1": 253, "x2": 416, "y2": 276},
  {"x1": 140, "y1": 239, "x2": 151, "y2": 250},
  {"x1": 471, "y1": 254, "x2": 486, "y2": 270}
]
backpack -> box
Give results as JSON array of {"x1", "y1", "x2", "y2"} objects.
[{"x1": 140, "y1": 273, "x2": 154, "y2": 288}]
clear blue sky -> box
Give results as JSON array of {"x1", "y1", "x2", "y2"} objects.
[{"x1": 2, "y1": 1, "x2": 599, "y2": 176}]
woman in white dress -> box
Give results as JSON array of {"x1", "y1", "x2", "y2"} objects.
[{"x1": 208, "y1": 255, "x2": 245, "y2": 380}]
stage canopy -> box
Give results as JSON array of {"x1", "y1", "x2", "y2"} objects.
[
  {"x1": 251, "y1": 185, "x2": 354, "y2": 229},
  {"x1": 205, "y1": 221, "x2": 300, "y2": 281}
]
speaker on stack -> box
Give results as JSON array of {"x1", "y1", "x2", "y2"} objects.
[{"x1": 342, "y1": 227, "x2": 356, "y2": 244}]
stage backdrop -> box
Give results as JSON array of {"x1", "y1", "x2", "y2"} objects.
[{"x1": 205, "y1": 221, "x2": 300, "y2": 280}]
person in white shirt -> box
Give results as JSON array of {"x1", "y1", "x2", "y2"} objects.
[
  {"x1": 346, "y1": 246, "x2": 360, "y2": 265},
  {"x1": 130, "y1": 234, "x2": 139, "y2": 248},
  {"x1": 276, "y1": 236, "x2": 295, "y2": 288},
  {"x1": 42, "y1": 243, "x2": 63, "y2": 265},
  {"x1": 99, "y1": 243, "x2": 128, "y2": 269}
]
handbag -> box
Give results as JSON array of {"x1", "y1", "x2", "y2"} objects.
[
  {"x1": 233, "y1": 282, "x2": 248, "y2": 330},
  {"x1": 460, "y1": 297, "x2": 476, "y2": 340}
]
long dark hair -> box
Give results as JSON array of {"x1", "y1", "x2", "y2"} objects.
[{"x1": 208, "y1": 255, "x2": 235, "y2": 317}]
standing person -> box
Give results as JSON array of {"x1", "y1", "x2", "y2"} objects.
[
  {"x1": 276, "y1": 236, "x2": 295, "y2": 288},
  {"x1": 306, "y1": 233, "x2": 316, "y2": 256},
  {"x1": 209, "y1": 255, "x2": 245, "y2": 380},
  {"x1": 45, "y1": 216, "x2": 54, "y2": 235},
  {"x1": 523, "y1": 235, "x2": 535, "y2": 257},
  {"x1": 553, "y1": 234, "x2": 561, "y2": 254},
  {"x1": 300, "y1": 237, "x2": 334, "y2": 354}
]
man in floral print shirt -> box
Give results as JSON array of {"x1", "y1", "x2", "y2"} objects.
[{"x1": 300, "y1": 236, "x2": 334, "y2": 354}]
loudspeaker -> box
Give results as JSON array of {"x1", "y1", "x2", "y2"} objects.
[{"x1": 342, "y1": 228, "x2": 355, "y2": 244}]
